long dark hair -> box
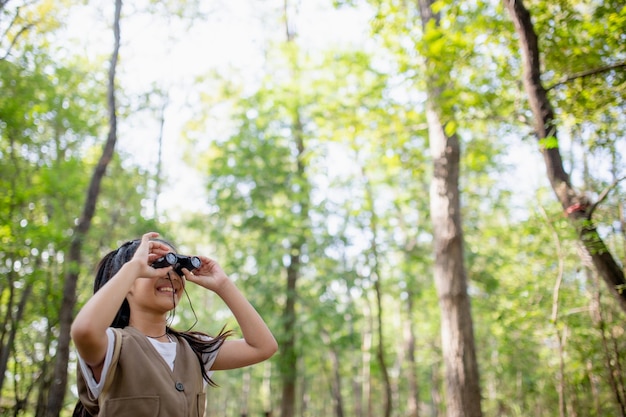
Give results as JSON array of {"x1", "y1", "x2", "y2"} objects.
[{"x1": 73, "y1": 237, "x2": 231, "y2": 416}]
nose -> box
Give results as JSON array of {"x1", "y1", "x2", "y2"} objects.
[{"x1": 166, "y1": 271, "x2": 185, "y2": 288}]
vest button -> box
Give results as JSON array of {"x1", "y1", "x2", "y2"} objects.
[{"x1": 175, "y1": 382, "x2": 184, "y2": 391}]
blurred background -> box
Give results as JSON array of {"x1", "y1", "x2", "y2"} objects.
[{"x1": 1, "y1": 0, "x2": 625, "y2": 416}]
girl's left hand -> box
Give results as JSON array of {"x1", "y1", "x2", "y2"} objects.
[{"x1": 182, "y1": 256, "x2": 230, "y2": 292}]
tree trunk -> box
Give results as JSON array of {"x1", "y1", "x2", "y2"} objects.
[
  {"x1": 0, "y1": 280, "x2": 32, "y2": 395},
  {"x1": 428, "y1": 103, "x2": 483, "y2": 417},
  {"x1": 361, "y1": 303, "x2": 373, "y2": 417},
  {"x1": 363, "y1": 177, "x2": 393, "y2": 417},
  {"x1": 278, "y1": 6, "x2": 308, "y2": 417},
  {"x1": 322, "y1": 330, "x2": 345, "y2": 417},
  {"x1": 0, "y1": 270, "x2": 17, "y2": 396},
  {"x1": 262, "y1": 360, "x2": 274, "y2": 416},
  {"x1": 44, "y1": 1, "x2": 122, "y2": 415},
  {"x1": 430, "y1": 362, "x2": 444, "y2": 417},
  {"x1": 502, "y1": 0, "x2": 626, "y2": 314},
  {"x1": 35, "y1": 294, "x2": 55, "y2": 417},
  {"x1": 417, "y1": 1, "x2": 484, "y2": 416},
  {"x1": 279, "y1": 109, "x2": 309, "y2": 417},
  {"x1": 279, "y1": 254, "x2": 298, "y2": 417},
  {"x1": 240, "y1": 368, "x2": 250, "y2": 417},
  {"x1": 153, "y1": 95, "x2": 168, "y2": 217},
  {"x1": 405, "y1": 286, "x2": 420, "y2": 417}
]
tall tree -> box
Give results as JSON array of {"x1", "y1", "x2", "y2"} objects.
[
  {"x1": 277, "y1": 4, "x2": 309, "y2": 417},
  {"x1": 417, "y1": 0, "x2": 483, "y2": 416},
  {"x1": 0, "y1": 4, "x2": 116, "y2": 413},
  {"x1": 503, "y1": 0, "x2": 626, "y2": 314},
  {"x1": 45, "y1": 0, "x2": 122, "y2": 415}
]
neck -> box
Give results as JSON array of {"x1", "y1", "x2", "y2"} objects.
[
  {"x1": 146, "y1": 331, "x2": 171, "y2": 343},
  {"x1": 128, "y1": 316, "x2": 168, "y2": 339}
]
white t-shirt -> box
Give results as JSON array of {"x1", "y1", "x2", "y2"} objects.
[{"x1": 78, "y1": 328, "x2": 218, "y2": 400}]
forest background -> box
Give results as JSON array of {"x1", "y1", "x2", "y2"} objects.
[{"x1": 1, "y1": 0, "x2": 625, "y2": 416}]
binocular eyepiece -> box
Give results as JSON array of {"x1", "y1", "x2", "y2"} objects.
[{"x1": 152, "y1": 253, "x2": 201, "y2": 276}]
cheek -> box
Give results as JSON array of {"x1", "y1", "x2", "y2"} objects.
[
  {"x1": 176, "y1": 285, "x2": 185, "y2": 301},
  {"x1": 127, "y1": 278, "x2": 155, "y2": 298}
]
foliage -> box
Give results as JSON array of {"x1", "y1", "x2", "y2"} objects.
[
  {"x1": 1, "y1": 0, "x2": 626, "y2": 416},
  {"x1": 0, "y1": 1, "x2": 171, "y2": 415}
]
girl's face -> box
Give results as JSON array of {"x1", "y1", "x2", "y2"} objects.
[{"x1": 127, "y1": 249, "x2": 186, "y2": 315}]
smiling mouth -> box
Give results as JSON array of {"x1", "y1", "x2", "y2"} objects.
[{"x1": 157, "y1": 286, "x2": 177, "y2": 294}]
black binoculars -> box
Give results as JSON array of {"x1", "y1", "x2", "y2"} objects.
[{"x1": 152, "y1": 253, "x2": 201, "y2": 276}]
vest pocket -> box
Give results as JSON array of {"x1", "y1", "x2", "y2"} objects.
[
  {"x1": 103, "y1": 395, "x2": 159, "y2": 416},
  {"x1": 197, "y1": 392, "x2": 206, "y2": 416}
]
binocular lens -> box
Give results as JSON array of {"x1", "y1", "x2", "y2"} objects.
[
  {"x1": 190, "y1": 256, "x2": 201, "y2": 269},
  {"x1": 164, "y1": 253, "x2": 177, "y2": 266}
]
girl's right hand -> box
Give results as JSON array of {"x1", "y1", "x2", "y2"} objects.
[{"x1": 129, "y1": 232, "x2": 173, "y2": 278}]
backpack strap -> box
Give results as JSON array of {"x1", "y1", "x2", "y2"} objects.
[{"x1": 99, "y1": 327, "x2": 123, "y2": 405}]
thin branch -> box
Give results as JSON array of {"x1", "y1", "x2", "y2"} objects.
[
  {"x1": 589, "y1": 176, "x2": 626, "y2": 217},
  {"x1": 1, "y1": 2, "x2": 42, "y2": 61},
  {"x1": 0, "y1": 22, "x2": 32, "y2": 60},
  {"x1": 546, "y1": 61, "x2": 626, "y2": 91}
]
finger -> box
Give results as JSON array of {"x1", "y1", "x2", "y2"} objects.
[
  {"x1": 138, "y1": 233, "x2": 157, "y2": 254},
  {"x1": 150, "y1": 248, "x2": 170, "y2": 257},
  {"x1": 151, "y1": 242, "x2": 174, "y2": 255},
  {"x1": 141, "y1": 231, "x2": 159, "y2": 242},
  {"x1": 147, "y1": 266, "x2": 173, "y2": 278},
  {"x1": 147, "y1": 253, "x2": 167, "y2": 262},
  {"x1": 196, "y1": 256, "x2": 214, "y2": 269},
  {"x1": 181, "y1": 268, "x2": 200, "y2": 284}
]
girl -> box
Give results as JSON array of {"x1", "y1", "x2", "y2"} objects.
[{"x1": 71, "y1": 232, "x2": 278, "y2": 416}]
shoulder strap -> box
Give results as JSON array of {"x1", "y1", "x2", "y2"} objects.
[{"x1": 100, "y1": 328, "x2": 123, "y2": 404}]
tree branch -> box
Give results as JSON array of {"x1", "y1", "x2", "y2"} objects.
[
  {"x1": 1, "y1": 1, "x2": 41, "y2": 61},
  {"x1": 546, "y1": 61, "x2": 626, "y2": 91},
  {"x1": 589, "y1": 176, "x2": 626, "y2": 217},
  {"x1": 0, "y1": 22, "x2": 33, "y2": 60}
]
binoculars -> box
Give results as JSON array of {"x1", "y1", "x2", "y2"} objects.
[{"x1": 152, "y1": 253, "x2": 201, "y2": 276}]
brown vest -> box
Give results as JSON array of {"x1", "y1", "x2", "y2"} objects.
[{"x1": 77, "y1": 327, "x2": 205, "y2": 417}]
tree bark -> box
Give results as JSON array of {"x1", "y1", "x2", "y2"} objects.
[
  {"x1": 279, "y1": 252, "x2": 299, "y2": 417},
  {"x1": 361, "y1": 303, "x2": 373, "y2": 417},
  {"x1": 279, "y1": 6, "x2": 310, "y2": 414},
  {"x1": 427, "y1": 104, "x2": 483, "y2": 417},
  {"x1": 405, "y1": 285, "x2": 420, "y2": 417},
  {"x1": 321, "y1": 329, "x2": 345, "y2": 417},
  {"x1": 363, "y1": 177, "x2": 393, "y2": 417},
  {"x1": 279, "y1": 107, "x2": 308, "y2": 417},
  {"x1": 44, "y1": 1, "x2": 122, "y2": 415},
  {"x1": 417, "y1": 1, "x2": 484, "y2": 416},
  {"x1": 503, "y1": 0, "x2": 626, "y2": 314},
  {"x1": 0, "y1": 279, "x2": 32, "y2": 395}
]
